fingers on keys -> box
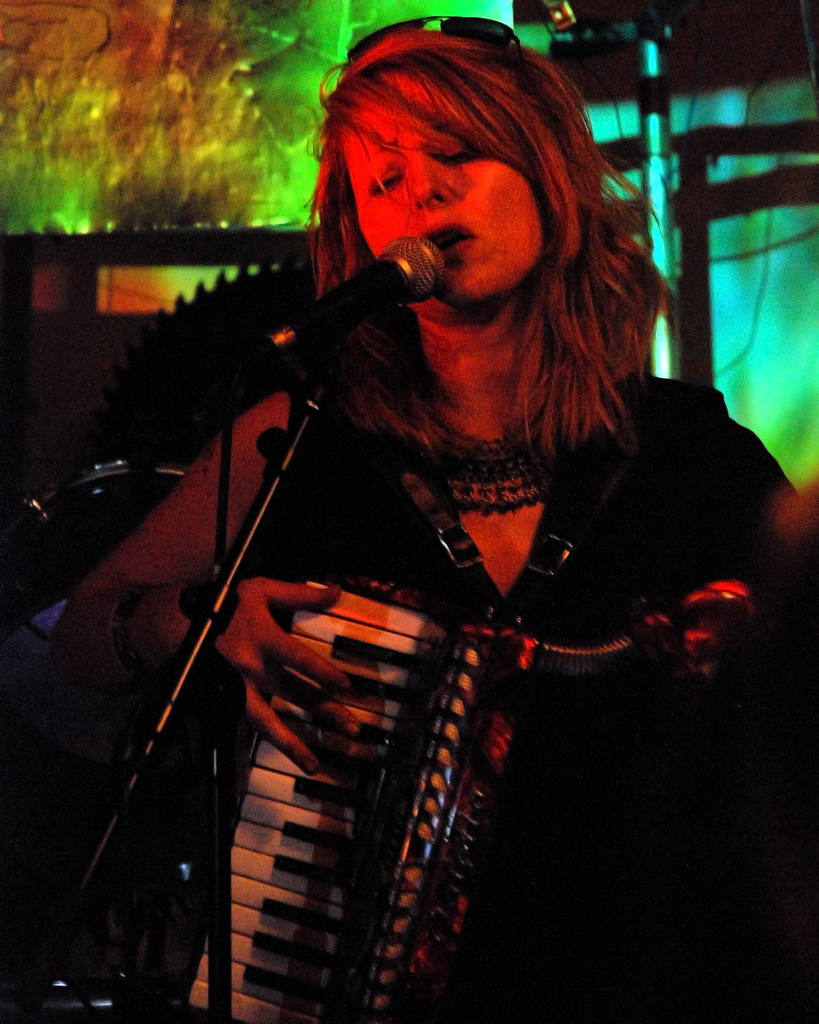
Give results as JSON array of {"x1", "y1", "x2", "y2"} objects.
[
  {"x1": 269, "y1": 628, "x2": 350, "y2": 691},
  {"x1": 245, "y1": 682, "x2": 321, "y2": 775},
  {"x1": 228, "y1": 578, "x2": 350, "y2": 691},
  {"x1": 259, "y1": 667, "x2": 361, "y2": 738}
]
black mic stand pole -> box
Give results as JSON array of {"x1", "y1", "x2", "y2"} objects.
[
  {"x1": 79, "y1": 361, "x2": 335, "y2": 1023},
  {"x1": 198, "y1": 375, "x2": 333, "y2": 1024}
]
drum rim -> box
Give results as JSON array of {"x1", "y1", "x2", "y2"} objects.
[{"x1": 42, "y1": 460, "x2": 188, "y2": 506}]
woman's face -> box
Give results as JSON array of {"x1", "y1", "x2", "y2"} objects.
[{"x1": 343, "y1": 113, "x2": 543, "y2": 318}]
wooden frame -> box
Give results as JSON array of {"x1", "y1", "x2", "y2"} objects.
[{"x1": 602, "y1": 119, "x2": 819, "y2": 384}]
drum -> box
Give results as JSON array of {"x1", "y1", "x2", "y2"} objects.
[
  {"x1": 0, "y1": 461, "x2": 185, "y2": 757},
  {"x1": 0, "y1": 462, "x2": 196, "y2": 991},
  {"x1": 0, "y1": 460, "x2": 185, "y2": 639}
]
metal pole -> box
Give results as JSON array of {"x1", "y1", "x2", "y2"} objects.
[{"x1": 638, "y1": 25, "x2": 680, "y2": 379}]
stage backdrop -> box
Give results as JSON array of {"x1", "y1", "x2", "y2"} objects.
[{"x1": 0, "y1": 0, "x2": 513, "y2": 233}]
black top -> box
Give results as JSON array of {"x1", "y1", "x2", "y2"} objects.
[
  {"x1": 255, "y1": 375, "x2": 784, "y2": 633},
  {"x1": 252, "y1": 375, "x2": 794, "y2": 1024}
]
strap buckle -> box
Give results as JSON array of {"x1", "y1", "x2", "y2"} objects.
[
  {"x1": 526, "y1": 533, "x2": 573, "y2": 577},
  {"x1": 401, "y1": 471, "x2": 483, "y2": 569}
]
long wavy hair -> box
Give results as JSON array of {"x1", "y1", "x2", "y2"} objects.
[{"x1": 310, "y1": 27, "x2": 665, "y2": 459}]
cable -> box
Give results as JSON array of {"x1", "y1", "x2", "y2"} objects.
[
  {"x1": 711, "y1": 219, "x2": 819, "y2": 263},
  {"x1": 716, "y1": 2, "x2": 815, "y2": 376},
  {"x1": 715, "y1": 204, "x2": 775, "y2": 377},
  {"x1": 799, "y1": 0, "x2": 819, "y2": 115},
  {"x1": 744, "y1": 6, "x2": 801, "y2": 125},
  {"x1": 577, "y1": 60, "x2": 626, "y2": 139}
]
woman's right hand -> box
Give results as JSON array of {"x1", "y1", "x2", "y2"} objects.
[{"x1": 215, "y1": 577, "x2": 359, "y2": 773}]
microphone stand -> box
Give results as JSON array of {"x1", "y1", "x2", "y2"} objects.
[
  {"x1": 638, "y1": 1, "x2": 679, "y2": 379},
  {"x1": 547, "y1": 0, "x2": 699, "y2": 379},
  {"x1": 78, "y1": 360, "x2": 335, "y2": 1023}
]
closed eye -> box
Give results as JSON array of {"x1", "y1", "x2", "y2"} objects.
[{"x1": 369, "y1": 171, "x2": 403, "y2": 196}]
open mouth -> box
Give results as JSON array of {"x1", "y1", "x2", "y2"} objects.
[{"x1": 428, "y1": 228, "x2": 470, "y2": 251}]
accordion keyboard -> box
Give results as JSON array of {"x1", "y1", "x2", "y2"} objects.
[{"x1": 189, "y1": 587, "x2": 447, "y2": 1023}]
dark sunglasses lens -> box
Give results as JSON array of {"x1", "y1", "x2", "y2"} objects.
[
  {"x1": 440, "y1": 17, "x2": 516, "y2": 46},
  {"x1": 348, "y1": 17, "x2": 516, "y2": 63}
]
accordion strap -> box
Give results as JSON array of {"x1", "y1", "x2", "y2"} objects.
[
  {"x1": 510, "y1": 438, "x2": 634, "y2": 614},
  {"x1": 358, "y1": 433, "x2": 501, "y2": 607},
  {"x1": 363, "y1": 428, "x2": 636, "y2": 620}
]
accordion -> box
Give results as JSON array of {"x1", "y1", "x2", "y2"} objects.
[{"x1": 189, "y1": 581, "x2": 633, "y2": 1024}]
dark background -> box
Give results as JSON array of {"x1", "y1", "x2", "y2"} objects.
[{"x1": 514, "y1": 0, "x2": 815, "y2": 99}]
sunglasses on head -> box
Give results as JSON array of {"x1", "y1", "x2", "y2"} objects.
[{"x1": 347, "y1": 16, "x2": 521, "y2": 64}]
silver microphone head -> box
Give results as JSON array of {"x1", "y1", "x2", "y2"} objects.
[{"x1": 378, "y1": 236, "x2": 444, "y2": 301}]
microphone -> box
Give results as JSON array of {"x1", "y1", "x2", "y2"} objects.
[{"x1": 270, "y1": 236, "x2": 444, "y2": 351}]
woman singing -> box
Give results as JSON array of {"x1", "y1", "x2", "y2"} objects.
[{"x1": 54, "y1": 19, "x2": 791, "y2": 1023}]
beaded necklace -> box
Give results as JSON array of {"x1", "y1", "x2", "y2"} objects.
[{"x1": 445, "y1": 438, "x2": 551, "y2": 516}]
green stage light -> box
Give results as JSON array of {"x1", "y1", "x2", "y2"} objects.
[{"x1": 0, "y1": 0, "x2": 512, "y2": 234}]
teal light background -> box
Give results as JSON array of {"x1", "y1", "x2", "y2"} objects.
[{"x1": 587, "y1": 78, "x2": 819, "y2": 488}]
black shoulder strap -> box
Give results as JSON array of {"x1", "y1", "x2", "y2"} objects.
[
  {"x1": 361, "y1": 426, "x2": 636, "y2": 619},
  {"x1": 359, "y1": 432, "x2": 503, "y2": 607},
  {"x1": 509, "y1": 437, "x2": 635, "y2": 615}
]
